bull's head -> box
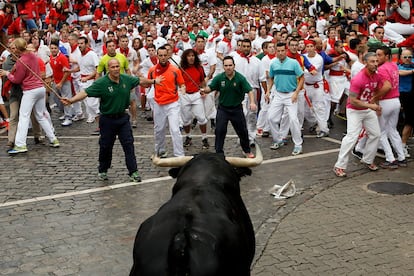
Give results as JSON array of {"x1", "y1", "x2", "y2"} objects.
[{"x1": 152, "y1": 143, "x2": 263, "y2": 168}]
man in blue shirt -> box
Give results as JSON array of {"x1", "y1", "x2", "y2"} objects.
[{"x1": 265, "y1": 42, "x2": 304, "y2": 156}]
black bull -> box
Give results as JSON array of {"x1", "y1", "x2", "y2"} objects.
[{"x1": 130, "y1": 153, "x2": 256, "y2": 276}]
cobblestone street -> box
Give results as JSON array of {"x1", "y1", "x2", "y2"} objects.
[{"x1": 0, "y1": 110, "x2": 413, "y2": 275}]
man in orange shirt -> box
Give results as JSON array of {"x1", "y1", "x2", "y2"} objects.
[{"x1": 148, "y1": 46, "x2": 186, "y2": 158}]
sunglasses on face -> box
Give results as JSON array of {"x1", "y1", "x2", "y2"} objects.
[{"x1": 402, "y1": 56, "x2": 413, "y2": 59}]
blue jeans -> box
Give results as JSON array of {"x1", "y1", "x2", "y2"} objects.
[
  {"x1": 99, "y1": 113, "x2": 138, "y2": 175},
  {"x1": 25, "y1": 19, "x2": 38, "y2": 31}
]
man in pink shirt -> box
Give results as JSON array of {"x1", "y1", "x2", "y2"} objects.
[
  {"x1": 333, "y1": 52, "x2": 382, "y2": 177},
  {"x1": 373, "y1": 46, "x2": 407, "y2": 168}
]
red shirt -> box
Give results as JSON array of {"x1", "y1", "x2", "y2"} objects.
[
  {"x1": 50, "y1": 52, "x2": 71, "y2": 83},
  {"x1": 183, "y1": 66, "x2": 205, "y2": 93}
]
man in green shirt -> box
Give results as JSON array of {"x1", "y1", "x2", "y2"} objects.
[
  {"x1": 201, "y1": 56, "x2": 257, "y2": 158},
  {"x1": 62, "y1": 59, "x2": 163, "y2": 182}
]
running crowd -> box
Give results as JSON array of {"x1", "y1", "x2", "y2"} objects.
[{"x1": 0, "y1": 0, "x2": 412, "y2": 180}]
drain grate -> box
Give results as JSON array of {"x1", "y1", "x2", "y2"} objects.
[{"x1": 367, "y1": 182, "x2": 414, "y2": 195}]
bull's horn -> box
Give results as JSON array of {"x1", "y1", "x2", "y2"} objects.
[
  {"x1": 226, "y1": 143, "x2": 263, "y2": 167},
  {"x1": 152, "y1": 155, "x2": 194, "y2": 167}
]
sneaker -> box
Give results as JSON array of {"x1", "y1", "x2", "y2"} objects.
[
  {"x1": 184, "y1": 136, "x2": 192, "y2": 147},
  {"x1": 91, "y1": 128, "x2": 100, "y2": 136},
  {"x1": 380, "y1": 161, "x2": 398, "y2": 169},
  {"x1": 397, "y1": 159, "x2": 408, "y2": 167},
  {"x1": 316, "y1": 131, "x2": 329, "y2": 138},
  {"x1": 158, "y1": 150, "x2": 168, "y2": 158},
  {"x1": 131, "y1": 121, "x2": 137, "y2": 128},
  {"x1": 333, "y1": 167, "x2": 347, "y2": 177},
  {"x1": 8, "y1": 145, "x2": 28, "y2": 154},
  {"x1": 86, "y1": 116, "x2": 95, "y2": 123},
  {"x1": 98, "y1": 172, "x2": 108, "y2": 180},
  {"x1": 352, "y1": 149, "x2": 363, "y2": 160},
  {"x1": 50, "y1": 139, "x2": 60, "y2": 148},
  {"x1": 292, "y1": 145, "x2": 303, "y2": 156},
  {"x1": 309, "y1": 123, "x2": 318, "y2": 133},
  {"x1": 256, "y1": 128, "x2": 263, "y2": 136},
  {"x1": 61, "y1": 118, "x2": 72, "y2": 126},
  {"x1": 130, "y1": 171, "x2": 142, "y2": 182},
  {"x1": 403, "y1": 145, "x2": 410, "y2": 158},
  {"x1": 72, "y1": 113, "x2": 85, "y2": 122},
  {"x1": 34, "y1": 137, "x2": 44, "y2": 144},
  {"x1": 366, "y1": 163, "x2": 379, "y2": 171},
  {"x1": 245, "y1": 152, "x2": 255, "y2": 158},
  {"x1": 202, "y1": 138, "x2": 209, "y2": 149},
  {"x1": 262, "y1": 131, "x2": 270, "y2": 138},
  {"x1": 58, "y1": 115, "x2": 65, "y2": 120},
  {"x1": 270, "y1": 141, "x2": 283, "y2": 150}
]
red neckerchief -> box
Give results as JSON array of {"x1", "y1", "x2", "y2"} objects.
[
  {"x1": 239, "y1": 51, "x2": 252, "y2": 63},
  {"x1": 92, "y1": 30, "x2": 98, "y2": 41},
  {"x1": 83, "y1": 31, "x2": 89, "y2": 35},
  {"x1": 70, "y1": 43, "x2": 78, "y2": 53},
  {"x1": 267, "y1": 53, "x2": 276, "y2": 59},
  {"x1": 348, "y1": 48, "x2": 357, "y2": 55},
  {"x1": 328, "y1": 38, "x2": 336, "y2": 50},
  {"x1": 155, "y1": 62, "x2": 170, "y2": 75},
  {"x1": 81, "y1": 47, "x2": 91, "y2": 56},
  {"x1": 194, "y1": 47, "x2": 204, "y2": 55},
  {"x1": 222, "y1": 37, "x2": 232, "y2": 51},
  {"x1": 208, "y1": 32, "x2": 220, "y2": 43},
  {"x1": 181, "y1": 37, "x2": 190, "y2": 43},
  {"x1": 119, "y1": 47, "x2": 129, "y2": 57},
  {"x1": 234, "y1": 30, "x2": 243, "y2": 35},
  {"x1": 375, "y1": 20, "x2": 385, "y2": 27},
  {"x1": 150, "y1": 56, "x2": 158, "y2": 65}
]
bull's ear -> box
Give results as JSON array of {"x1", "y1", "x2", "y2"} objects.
[
  {"x1": 234, "y1": 167, "x2": 252, "y2": 177},
  {"x1": 168, "y1": 168, "x2": 181, "y2": 178}
]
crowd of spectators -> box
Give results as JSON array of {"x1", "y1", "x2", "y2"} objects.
[{"x1": 0, "y1": 0, "x2": 412, "y2": 177}]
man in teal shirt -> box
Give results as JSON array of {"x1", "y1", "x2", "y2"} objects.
[
  {"x1": 201, "y1": 56, "x2": 257, "y2": 158},
  {"x1": 62, "y1": 59, "x2": 163, "y2": 182}
]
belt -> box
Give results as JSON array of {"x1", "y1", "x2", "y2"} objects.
[
  {"x1": 305, "y1": 80, "x2": 323, "y2": 88},
  {"x1": 186, "y1": 91, "x2": 199, "y2": 94},
  {"x1": 329, "y1": 69, "x2": 344, "y2": 76},
  {"x1": 81, "y1": 74, "x2": 91, "y2": 78},
  {"x1": 102, "y1": 112, "x2": 127, "y2": 119}
]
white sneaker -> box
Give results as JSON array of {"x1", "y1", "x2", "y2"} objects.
[
  {"x1": 86, "y1": 116, "x2": 95, "y2": 123},
  {"x1": 58, "y1": 115, "x2": 66, "y2": 120},
  {"x1": 72, "y1": 113, "x2": 86, "y2": 121},
  {"x1": 403, "y1": 145, "x2": 411, "y2": 158},
  {"x1": 61, "y1": 118, "x2": 72, "y2": 126}
]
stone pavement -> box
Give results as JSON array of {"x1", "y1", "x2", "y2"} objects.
[{"x1": 0, "y1": 109, "x2": 412, "y2": 275}]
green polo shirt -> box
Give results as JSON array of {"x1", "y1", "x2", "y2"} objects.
[
  {"x1": 209, "y1": 71, "x2": 252, "y2": 107},
  {"x1": 85, "y1": 74, "x2": 140, "y2": 115}
]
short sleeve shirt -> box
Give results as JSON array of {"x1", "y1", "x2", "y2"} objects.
[
  {"x1": 97, "y1": 53, "x2": 129, "y2": 75},
  {"x1": 269, "y1": 57, "x2": 303, "y2": 92},
  {"x1": 347, "y1": 68, "x2": 382, "y2": 110},
  {"x1": 377, "y1": 62, "x2": 399, "y2": 100},
  {"x1": 208, "y1": 71, "x2": 252, "y2": 107},
  {"x1": 85, "y1": 74, "x2": 140, "y2": 115}
]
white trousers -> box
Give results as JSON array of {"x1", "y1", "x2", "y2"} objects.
[
  {"x1": 243, "y1": 90, "x2": 258, "y2": 144},
  {"x1": 180, "y1": 92, "x2": 208, "y2": 126},
  {"x1": 15, "y1": 87, "x2": 57, "y2": 147},
  {"x1": 386, "y1": 23, "x2": 414, "y2": 36},
  {"x1": 202, "y1": 92, "x2": 217, "y2": 120},
  {"x1": 267, "y1": 91, "x2": 303, "y2": 146},
  {"x1": 153, "y1": 101, "x2": 184, "y2": 157},
  {"x1": 379, "y1": 98, "x2": 405, "y2": 162},
  {"x1": 335, "y1": 108, "x2": 380, "y2": 169},
  {"x1": 305, "y1": 83, "x2": 329, "y2": 133}
]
